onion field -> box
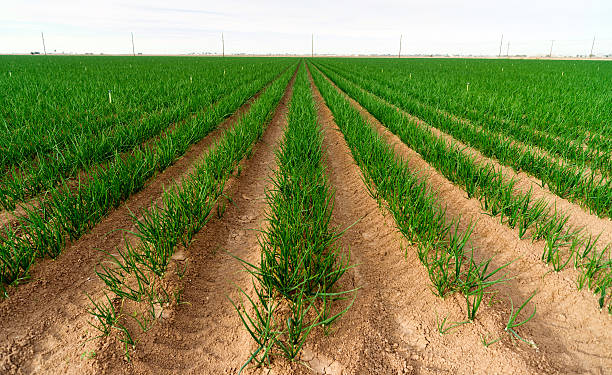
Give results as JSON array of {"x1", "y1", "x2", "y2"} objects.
[{"x1": 0, "y1": 56, "x2": 610, "y2": 375}]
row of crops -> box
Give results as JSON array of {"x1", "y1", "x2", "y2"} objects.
[
  {"x1": 88, "y1": 62, "x2": 356, "y2": 364},
  {"x1": 313, "y1": 59, "x2": 612, "y2": 217},
  {"x1": 89, "y1": 64, "x2": 297, "y2": 356},
  {"x1": 0, "y1": 56, "x2": 296, "y2": 288},
  {"x1": 307, "y1": 63, "x2": 540, "y2": 344},
  {"x1": 0, "y1": 57, "x2": 295, "y2": 210},
  {"x1": 233, "y1": 64, "x2": 353, "y2": 368},
  {"x1": 314, "y1": 58, "x2": 611, "y2": 157},
  {"x1": 308, "y1": 60, "x2": 610, "y2": 312},
  {"x1": 1, "y1": 56, "x2": 609, "y2": 368}
]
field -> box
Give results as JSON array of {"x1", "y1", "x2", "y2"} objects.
[{"x1": 0, "y1": 55, "x2": 610, "y2": 374}]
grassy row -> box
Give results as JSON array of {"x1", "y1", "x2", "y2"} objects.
[
  {"x1": 311, "y1": 62, "x2": 611, "y2": 312},
  {"x1": 309, "y1": 63, "x2": 508, "y2": 323},
  {"x1": 0, "y1": 67, "x2": 279, "y2": 210},
  {"x1": 0, "y1": 63, "x2": 296, "y2": 288},
  {"x1": 232, "y1": 63, "x2": 352, "y2": 369},
  {"x1": 315, "y1": 58, "x2": 611, "y2": 153},
  {"x1": 317, "y1": 62, "x2": 611, "y2": 218},
  {"x1": 89, "y1": 63, "x2": 296, "y2": 359},
  {"x1": 320, "y1": 61, "x2": 611, "y2": 177},
  {"x1": 0, "y1": 57, "x2": 290, "y2": 170}
]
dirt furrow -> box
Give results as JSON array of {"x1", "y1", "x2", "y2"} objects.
[
  {"x1": 303, "y1": 67, "x2": 556, "y2": 374},
  {"x1": 317, "y1": 68, "x2": 612, "y2": 373},
  {"x1": 94, "y1": 70, "x2": 297, "y2": 375},
  {"x1": 402, "y1": 101, "x2": 612, "y2": 246},
  {"x1": 0, "y1": 84, "x2": 271, "y2": 375}
]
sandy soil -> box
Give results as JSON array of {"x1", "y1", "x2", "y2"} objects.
[
  {"x1": 407, "y1": 93, "x2": 612, "y2": 247},
  {"x1": 89, "y1": 67, "x2": 299, "y2": 375},
  {"x1": 435, "y1": 107, "x2": 608, "y2": 184}
]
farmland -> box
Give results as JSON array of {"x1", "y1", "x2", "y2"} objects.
[{"x1": 0, "y1": 56, "x2": 610, "y2": 374}]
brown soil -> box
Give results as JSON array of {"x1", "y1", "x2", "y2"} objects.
[
  {"x1": 303, "y1": 68, "x2": 541, "y2": 375},
  {"x1": 0, "y1": 199, "x2": 39, "y2": 229},
  {"x1": 409, "y1": 93, "x2": 612, "y2": 247},
  {"x1": 314, "y1": 66, "x2": 612, "y2": 373},
  {"x1": 440, "y1": 106, "x2": 607, "y2": 181},
  {"x1": 0, "y1": 79, "x2": 272, "y2": 374},
  {"x1": 419, "y1": 100, "x2": 612, "y2": 247}
]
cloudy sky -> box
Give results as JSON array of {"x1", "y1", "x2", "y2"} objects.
[{"x1": 1, "y1": 0, "x2": 611, "y2": 56}]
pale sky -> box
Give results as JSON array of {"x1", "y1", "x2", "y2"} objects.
[{"x1": 1, "y1": 0, "x2": 611, "y2": 56}]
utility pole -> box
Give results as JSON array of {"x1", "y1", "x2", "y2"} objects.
[
  {"x1": 41, "y1": 32, "x2": 47, "y2": 55},
  {"x1": 131, "y1": 32, "x2": 135, "y2": 56},
  {"x1": 498, "y1": 34, "x2": 503, "y2": 57},
  {"x1": 506, "y1": 41, "x2": 510, "y2": 57},
  {"x1": 311, "y1": 34, "x2": 314, "y2": 58},
  {"x1": 549, "y1": 40, "x2": 554, "y2": 57},
  {"x1": 398, "y1": 34, "x2": 402, "y2": 58},
  {"x1": 590, "y1": 36, "x2": 595, "y2": 57},
  {"x1": 222, "y1": 33, "x2": 225, "y2": 57}
]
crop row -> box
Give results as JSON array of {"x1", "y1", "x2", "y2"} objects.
[
  {"x1": 89, "y1": 62, "x2": 297, "y2": 358},
  {"x1": 315, "y1": 62, "x2": 611, "y2": 219},
  {"x1": 309, "y1": 63, "x2": 509, "y2": 324},
  {"x1": 0, "y1": 62, "x2": 285, "y2": 210},
  {"x1": 0, "y1": 61, "x2": 296, "y2": 288},
  {"x1": 233, "y1": 63, "x2": 352, "y2": 368},
  {"x1": 320, "y1": 61, "x2": 611, "y2": 178},
  {"x1": 316, "y1": 58, "x2": 611, "y2": 153},
  {"x1": 0, "y1": 57, "x2": 281, "y2": 171},
  {"x1": 311, "y1": 62, "x2": 611, "y2": 311}
]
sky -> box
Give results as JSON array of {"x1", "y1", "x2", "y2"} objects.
[{"x1": 1, "y1": 0, "x2": 611, "y2": 56}]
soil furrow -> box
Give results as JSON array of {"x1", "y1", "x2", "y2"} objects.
[
  {"x1": 316, "y1": 67, "x2": 612, "y2": 373},
  {"x1": 431, "y1": 99, "x2": 607, "y2": 182},
  {"x1": 0, "y1": 81, "x2": 272, "y2": 375}
]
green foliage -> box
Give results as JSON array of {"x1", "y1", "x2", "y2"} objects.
[
  {"x1": 88, "y1": 64, "x2": 297, "y2": 356},
  {"x1": 309, "y1": 62, "x2": 507, "y2": 321},
  {"x1": 315, "y1": 60, "x2": 611, "y2": 218},
  {"x1": 233, "y1": 64, "x2": 354, "y2": 369},
  {"x1": 0, "y1": 57, "x2": 296, "y2": 286},
  {"x1": 310, "y1": 60, "x2": 611, "y2": 311}
]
